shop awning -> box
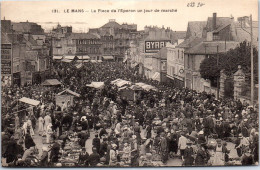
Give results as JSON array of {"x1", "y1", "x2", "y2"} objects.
[
  {"x1": 97, "y1": 60, "x2": 103, "y2": 63},
  {"x1": 91, "y1": 60, "x2": 97, "y2": 63},
  {"x1": 19, "y1": 97, "x2": 40, "y2": 106},
  {"x1": 64, "y1": 55, "x2": 76, "y2": 60},
  {"x1": 86, "y1": 82, "x2": 105, "y2": 89},
  {"x1": 53, "y1": 56, "x2": 63, "y2": 60},
  {"x1": 57, "y1": 89, "x2": 80, "y2": 97},
  {"x1": 41, "y1": 79, "x2": 62, "y2": 86},
  {"x1": 102, "y1": 56, "x2": 114, "y2": 60},
  {"x1": 78, "y1": 55, "x2": 90, "y2": 60}
]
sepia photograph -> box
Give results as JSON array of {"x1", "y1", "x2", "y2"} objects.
[{"x1": 0, "y1": 0, "x2": 259, "y2": 167}]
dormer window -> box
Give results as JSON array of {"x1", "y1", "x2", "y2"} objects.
[{"x1": 213, "y1": 33, "x2": 220, "y2": 41}]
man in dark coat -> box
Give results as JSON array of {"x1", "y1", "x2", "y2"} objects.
[
  {"x1": 92, "y1": 134, "x2": 101, "y2": 154},
  {"x1": 160, "y1": 133, "x2": 168, "y2": 164},
  {"x1": 99, "y1": 138, "x2": 108, "y2": 158},
  {"x1": 49, "y1": 142, "x2": 60, "y2": 164},
  {"x1": 195, "y1": 144, "x2": 209, "y2": 166},
  {"x1": 183, "y1": 141, "x2": 194, "y2": 166},
  {"x1": 5, "y1": 136, "x2": 19, "y2": 164},
  {"x1": 215, "y1": 120, "x2": 223, "y2": 139},
  {"x1": 99, "y1": 128, "x2": 108, "y2": 139},
  {"x1": 88, "y1": 147, "x2": 100, "y2": 166},
  {"x1": 24, "y1": 133, "x2": 35, "y2": 149},
  {"x1": 78, "y1": 148, "x2": 89, "y2": 166},
  {"x1": 40, "y1": 147, "x2": 49, "y2": 167}
]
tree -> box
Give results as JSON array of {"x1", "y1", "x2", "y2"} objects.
[{"x1": 200, "y1": 41, "x2": 258, "y2": 87}]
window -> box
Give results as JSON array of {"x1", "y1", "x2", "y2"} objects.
[
  {"x1": 213, "y1": 33, "x2": 220, "y2": 41},
  {"x1": 172, "y1": 66, "x2": 175, "y2": 75}
]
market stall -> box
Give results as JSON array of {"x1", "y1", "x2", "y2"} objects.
[
  {"x1": 41, "y1": 79, "x2": 62, "y2": 86},
  {"x1": 111, "y1": 79, "x2": 131, "y2": 87},
  {"x1": 19, "y1": 97, "x2": 40, "y2": 106},
  {"x1": 86, "y1": 82, "x2": 105, "y2": 89},
  {"x1": 56, "y1": 89, "x2": 80, "y2": 108},
  {"x1": 135, "y1": 82, "x2": 157, "y2": 91}
]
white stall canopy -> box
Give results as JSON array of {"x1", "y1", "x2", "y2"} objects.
[{"x1": 19, "y1": 97, "x2": 40, "y2": 106}]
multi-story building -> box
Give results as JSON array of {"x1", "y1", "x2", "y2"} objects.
[
  {"x1": 166, "y1": 43, "x2": 185, "y2": 87},
  {"x1": 1, "y1": 19, "x2": 51, "y2": 86},
  {"x1": 50, "y1": 24, "x2": 75, "y2": 59},
  {"x1": 184, "y1": 13, "x2": 258, "y2": 94},
  {"x1": 68, "y1": 33, "x2": 102, "y2": 60},
  {"x1": 89, "y1": 19, "x2": 138, "y2": 61}
]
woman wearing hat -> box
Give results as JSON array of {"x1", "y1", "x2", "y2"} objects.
[
  {"x1": 109, "y1": 144, "x2": 118, "y2": 166},
  {"x1": 46, "y1": 123, "x2": 53, "y2": 144},
  {"x1": 236, "y1": 133, "x2": 249, "y2": 155}
]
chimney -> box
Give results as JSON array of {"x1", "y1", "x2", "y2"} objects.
[{"x1": 213, "y1": 13, "x2": 217, "y2": 30}]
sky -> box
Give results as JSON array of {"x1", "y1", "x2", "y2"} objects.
[{"x1": 0, "y1": 0, "x2": 258, "y2": 32}]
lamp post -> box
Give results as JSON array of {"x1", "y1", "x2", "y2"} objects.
[
  {"x1": 250, "y1": 14, "x2": 254, "y2": 106},
  {"x1": 216, "y1": 45, "x2": 219, "y2": 100}
]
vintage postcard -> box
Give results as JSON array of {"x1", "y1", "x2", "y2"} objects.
[{"x1": 1, "y1": 0, "x2": 259, "y2": 167}]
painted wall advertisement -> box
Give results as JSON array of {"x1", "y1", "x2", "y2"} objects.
[
  {"x1": 145, "y1": 40, "x2": 171, "y2": 53},
  {"x1": 1, "y1": 44, "x2": 12, "y2": 86}
]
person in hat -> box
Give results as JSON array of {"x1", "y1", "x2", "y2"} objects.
[
  {"x1": 122, "y1": 143, "x2": 131, "y2": 163},
  {"x1": 78, "y1": 148, "x2": 90, "y2": 167},
  {"x1": 92, "y1": 134, "x2": 101, "y2": 155},
  {"x1": 22, "y1": 146, "x2": 36, "y2": 161},
  {"x1": 241, "y1": 147, "x2": 254, "y2": 165},
  {"x1": 183, "y1": 140, "x2": 194, "y2": 166},
  {"x1": 215, "y1": 119, "x2": 223, "y2": 139},
  {"x1": 109, "y1": 144, "x2": 118, "y2": 166},
  {"x1": 44, "y1": 113, "x2": 52, "y2": 133},
  {"x1": 46, "y1": 123, "x2": 53, "y2": 144},
  {"x1": 5, "y1": 136, "x2": 19, "y2": 164},
  {"x1": 88, "y1": 147, "x2": 100, "y2": 166},
  {"x1": 131, "y1": 134, "x2": 139, "y2": 166},
  {"x1": 40, "y1": 146, "x2": 49, "y2": 167},
  {"x1": 24, "y1": 130, "x2": 35, "y2": 149},
  {"x1": 198, "y1": 131, "x2": 206, "y2": 145},
  {"x1": 38, "y1": 115, "x2": 44, "y2": 136},
  {"x1": 178, "y1": 132, "x2": 188, "y2": 160},
  {"x1": 160, "y1": 132, "x2": 169, "y2": 164},
  {"x1": 99, "y1": 138, "x2": 108, "y2": 158},
  {"x1": 212, "y1": 139, "x2": 225, "y2": 166},
  {"x1": 195, "y1": 143, "x2": 210, "y2": 166},
  {"x1": 236, "y1": 133, "x2": 249, "y2": 155},
  {"x1": 235, "y1": 133, "x2": 243, "y2": 157}
]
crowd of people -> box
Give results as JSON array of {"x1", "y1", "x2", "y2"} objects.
[{"x1": 1, "y1": 60, "x2": 259, "y2": 167}]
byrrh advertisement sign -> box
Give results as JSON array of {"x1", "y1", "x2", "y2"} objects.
[{"x1": 145, "y1": 40, "x2": 170, "y2": 53}]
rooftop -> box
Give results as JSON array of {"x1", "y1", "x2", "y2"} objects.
[
  {"x1": 186, "y1": 21, "x2": 207, "y2": 39},
  {"x1": 68, "y1": 33, "x2": 100, "y2": 39},
  {"x1": 185, "y1": 41, "x2": 239, "y2": 54}
]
